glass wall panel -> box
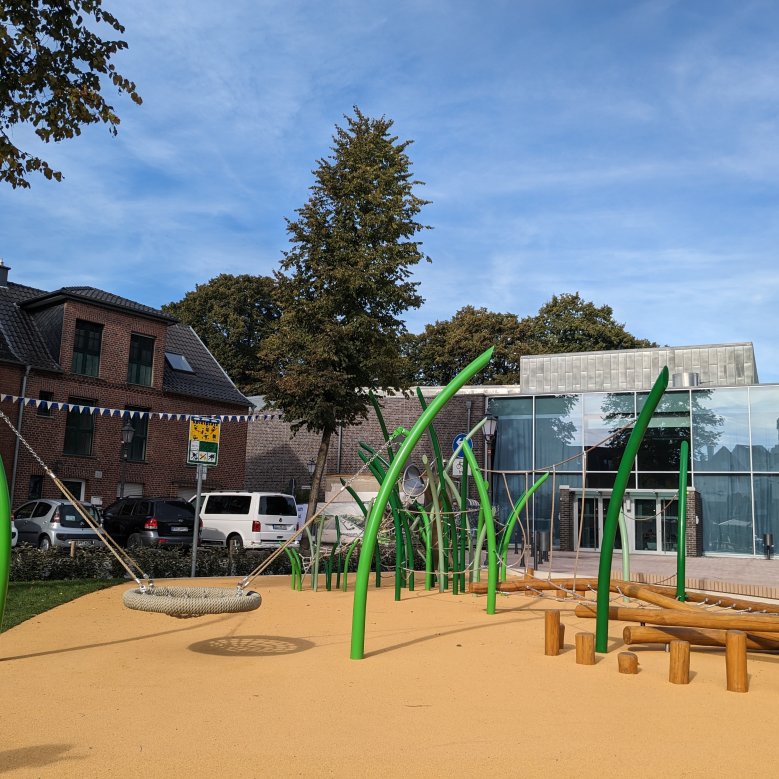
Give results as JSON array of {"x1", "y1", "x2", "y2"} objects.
[
  {"x1": 532, "y1": 474, "x2": 582, "y2": 546},
  {"x1": 534, "y1": 395, "x2": 582, "y2": 472},
  {"x1": 583, "y1": 393, "x2": 634, "y2": 472},
  {"x1": 748, "y1": 386, "x2": 779, "y2": 471},
  {"x1": 636, "y1": 390, "x2": 691, "y2": 471},
  {"x1": 492, "y1": 397, "x2": 533, "y2": 472},
  {"x1": 586, "y1": 472, "x2": 635, "y2": 490},
  {"x1": 753, "y1": 476, "x2": 779, "y2": 554},
  {"x1": 697, "y1": 474, "x2": 753, "y2": 554},
  {"x1": 637, "y1": 473, "x2": 680, "y2": 489},
  {"x1": 692, "y1": 388, "x2": 750, "y2": 472}
]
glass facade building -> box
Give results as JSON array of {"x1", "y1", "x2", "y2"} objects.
[{"x1": 490, "y1": 384, "x2": 779, "y2": 557}]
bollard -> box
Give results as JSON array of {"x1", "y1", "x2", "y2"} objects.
[
  {"x1": 545, "y1": 610, "x2": 561, "y2": 656},
  {"x1": 575, "y1": 632, "x2": 596, "y2": 665},
  {"x1": 70, "y1": 540, "x2": 77, "y2": 558},
  {"x1": 618, "y1": 652, "x2": 639, "y2": 674},
  {"x1": 668, "y1": 639, "x2": 690, "y2": 684},
  {"x1": 725, "y1": 630, "x2": 748, "y2": 693}
]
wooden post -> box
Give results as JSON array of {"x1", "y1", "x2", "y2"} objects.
[
  {"x1": 69, "y1": 540, "x2": 76, "y2": 558},
  {"x1": 668, "y1": 639, "x2": 690, "y2": 684},
  {"x1": 559, "y1": 623, "x2": 566, "y2": 650},
  {"x1": 725, "y1": 630, "x2": 748, "y2": 693},
  {"x1": 575, "y1": 632, "x2": 595, "y2": 665},
  {"x1": 545, "y1": 610, "x2": 561, "y2": 656},
  {"x1": 618, "y1": 652, "x2": 639, "y2": 674}
]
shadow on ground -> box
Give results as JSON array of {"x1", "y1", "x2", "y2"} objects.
[{"x1": 188, "y1": 635, "x2": 314, "y2": 656}]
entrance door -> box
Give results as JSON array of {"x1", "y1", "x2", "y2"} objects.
[
  {"x1": 627, "y1": 494, "x2": 677, "y2": 553},
  {"x1": 573, "y1": 495, "x2": 618, "y2": 551}
]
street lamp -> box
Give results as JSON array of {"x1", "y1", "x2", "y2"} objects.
[
  {"x1": 119, "y1": 420, "x2": 135, "y2": 499},
  {"x1": 306, "y1": 457, "x2": 316, "y2": 478},
  {"x1": 483, "y1": 413, "x2": 498, "y2": 563}
]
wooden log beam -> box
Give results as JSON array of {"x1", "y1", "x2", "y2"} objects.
[
  {"x1": 623, "y1": 625, "x2": 779, "y2": 651},
  {"x1": 468, "y1": 577, "x2": 599, "y2": 594},
  {"x1": 574, "y1": 602, "x2": 779, "y2": 633}
]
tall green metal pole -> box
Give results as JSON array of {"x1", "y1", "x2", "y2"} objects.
[
  {"x1": 595, "y1": 367, "x2": 668, "y2": 652},
  {"x1": 0, "y1": 458, "x2": 11, "y2": 628},
  {"x1": 350, "y1": 347, "x2": 494, "y2": 660},
  {"x1": 676, "y1": 439, "x2": 689, "y2": 601}
]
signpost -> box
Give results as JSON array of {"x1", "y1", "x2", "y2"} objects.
[{"x1": 188, "y1": 416, "x2": 221, "y2": 576}]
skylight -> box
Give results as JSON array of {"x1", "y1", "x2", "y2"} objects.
[{"x1": 165, "y1": 352, "x2": 194, "y2": 373}]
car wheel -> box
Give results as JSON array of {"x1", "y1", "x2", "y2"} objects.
[
  {"x1": 226, "y1": 534, "x2": 243, "y2": 553},
  {"x1": 38, "y1": 535, "x2": 52, "y2": 551},
  {"x1": 127, "y1": 534, "x2": 144, "y2": 550}
]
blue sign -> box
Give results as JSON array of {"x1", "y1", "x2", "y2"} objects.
[{"x1": 452, "y1": 433, "x2": 473, "y2": 457}]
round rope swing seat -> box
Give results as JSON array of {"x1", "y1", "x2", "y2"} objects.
[{"x1": 123, "y1": 586, "x2": 262, "y2": 618}]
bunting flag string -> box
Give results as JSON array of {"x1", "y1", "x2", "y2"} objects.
[{"x1": 0, "y1": 393, "x2": 283, "y2": 423}]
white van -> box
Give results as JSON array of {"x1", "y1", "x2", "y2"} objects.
[{"x1": 197, "y1": 492, "x2": 299, "y2": 551}]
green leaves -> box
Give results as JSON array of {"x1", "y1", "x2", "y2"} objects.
[
  {"x1": 257, "y1": 107, "x2": 430, "y2": 436},
  {"x1": 0, "y1": 0, "x2": 141, "y2": 188}
]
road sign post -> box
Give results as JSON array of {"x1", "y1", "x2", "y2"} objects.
[{"x1": 188, "y1": 417, "x2": 221, "y2": 576}]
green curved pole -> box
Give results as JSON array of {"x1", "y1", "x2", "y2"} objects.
[
  {"x1": 368, "y1": 390, "x2": 395, "y2": 463},
  {"x1": 350, "y1": 347, "x2": 494, "y2": 659},
  {"x1": 0, "y1": 458, "x2": 10, "y2": 628},
  {"x1": 676, "y1": 439, "x2": 689, "y2": 601},
  {"x1": 461, "y1": 438, "x2": 497, "y2": 613},
  {"x1": 596, "y1": 367, "x2": 668, "y2": 652}
]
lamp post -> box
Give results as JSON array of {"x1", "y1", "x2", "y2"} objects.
[
  {"x1": 482, "y1": 413, "x2": 498, "y2": 563},
  {"x1": 119, "y1": 420, "x2": 135, "y2": 499}
]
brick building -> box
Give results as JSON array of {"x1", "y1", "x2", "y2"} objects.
[{"x1": 0, "y1": 263, "x2": 250, "y2": 509}]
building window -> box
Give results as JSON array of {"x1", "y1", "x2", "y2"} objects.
[
  {"x1": 63, "y1": 397, "x2": 95, "y2": 456},
  {"x1": 28, "y1": 475, "x2": 43, "y2": 499},
  {"x1": 37, "y1": 390, "x2": 54, "y2": 417},
  {"x1": 126, "y1": 409, "x2": 149, "y2": 462},
  {"x1": 128, "y1": 334, "x2": 155, "y2": 386},
  {"x1": 71, "y1": 320, "x2": 103, "y2": 377},
  {"x1": 165, "y1": 352, "x2": 194, "y2": 373}
]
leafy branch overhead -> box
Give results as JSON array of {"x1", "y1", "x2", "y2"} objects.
[{"x1": 0, "y1": 0, "x2": 141, "y2": 188}]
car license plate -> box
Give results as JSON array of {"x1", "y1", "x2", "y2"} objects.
[
  {"x1": 171, "y1": 526, "x2": 188, "y2": 532},
  {"x1": 273, "y1": 524, "x2": 289, "y2": 530}
]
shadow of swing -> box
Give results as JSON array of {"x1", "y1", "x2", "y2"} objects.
[
  {"x1": 0, "y1": 743, "x2": 84, "y2": 773},
  {"x1": 188, "y1": 635, "x2": 314, "y2": 657}
]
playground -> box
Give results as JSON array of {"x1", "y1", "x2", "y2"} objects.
[
  {"x1": 1, "y1": 572, "x2": 778, "y2": 777},
  {"x1": 2, "y1": 350, "x2": 778, "y2": 776}
]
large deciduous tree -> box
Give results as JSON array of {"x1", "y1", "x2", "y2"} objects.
[
  {"x1": 404, "y1": 306, "x2": 526, "y2": 385},
  {"x1": 257, "y1": 107, "x2": 430, "y2": 521},
  {"x1": 162, "y1": 274, "x2": 279, "y2": 395},
  {"x1": 406, "y1": 293, "x2": 655, "y2": 385},
  {"x1": 0, "y1": 0, "x2": 141, "y2": 188},
  {"x1": 523, "y1": 292, "x2": 655, "y2": 353}
]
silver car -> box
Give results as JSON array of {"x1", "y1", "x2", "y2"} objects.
[{"x1": 13, "y1": 499, "x2": 103, "y2": 550}]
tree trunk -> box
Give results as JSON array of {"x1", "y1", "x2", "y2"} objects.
[{"x1": 306, "y1": 428, "x2": 333, "y2": 528}]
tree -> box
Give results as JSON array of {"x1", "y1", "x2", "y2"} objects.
[
  {"x1": 256, "y1": 107, "x2": 430, "y2": 523},
  {"x1": 162, "y1": 274, "x2": 279, "y2": 394},
  {"x1": 404, "y1": 305, "x2": 526, "y2": 385},
  {"x1": 0, "y1": 0, "x2": 141, "y2": 188},
  {"x1": 522, "y1": 292, "x2": 655, "y2": 354}
]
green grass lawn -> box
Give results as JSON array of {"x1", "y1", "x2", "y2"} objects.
[{"x1": 1, "y1": 579, "x2": 123, "y2": 632}]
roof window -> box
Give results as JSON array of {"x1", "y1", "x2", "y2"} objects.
[{"x1": 165, "y1": 352, "x2": 194, "y2": 373}]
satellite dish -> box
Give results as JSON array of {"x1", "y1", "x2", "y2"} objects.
[{"x1": 401, "y1": 464, "x2": 428, "y2": 500}]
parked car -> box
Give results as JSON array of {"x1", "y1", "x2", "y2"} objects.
[
  {"x1": 102, "y1": 497, "x2": 199, "y2": 549},
  {"x1": 12, "y1": 499, "x2": 103, "y2": 550},
  {"x1": 198, "y1": 491, "x2": 299, "y2": 552}
]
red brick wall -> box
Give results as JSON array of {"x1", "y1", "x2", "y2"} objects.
[{"x1": 0, "y1": 300, "x2": 247, "y2": 508}]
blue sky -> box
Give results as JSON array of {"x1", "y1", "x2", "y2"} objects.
[{"x1": 3, "y1": 0, "x2": 779, "y2": 379}]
